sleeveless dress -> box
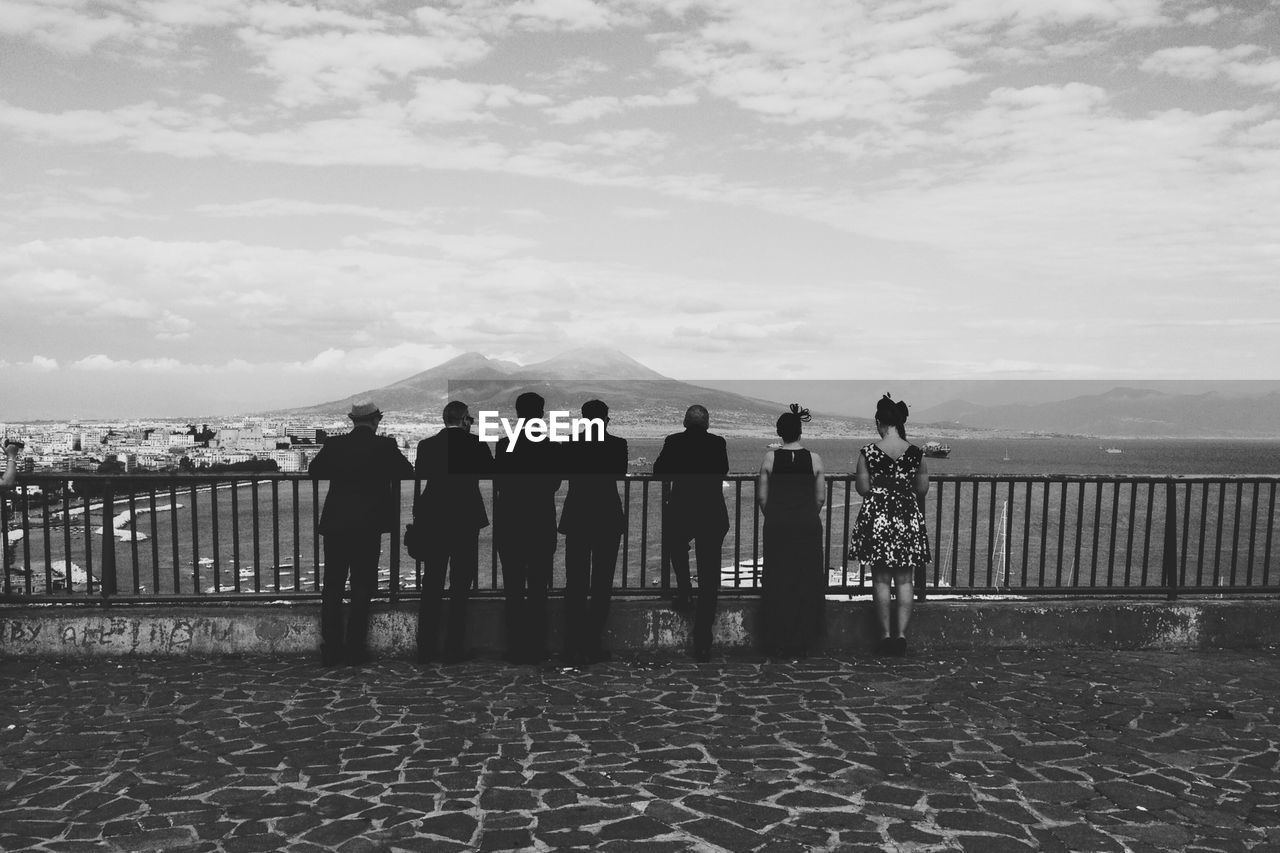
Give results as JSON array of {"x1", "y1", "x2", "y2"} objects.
[
  {"x1": 849, "y1": 443, "x2": 931, "y2": 571},
  {"x1": 761, "y1": 448, "x2": 824, "y2": 656}
]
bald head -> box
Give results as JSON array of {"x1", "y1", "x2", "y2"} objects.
[{"x1": 683, "y1": 405, "x2": 709, "y2": 431}]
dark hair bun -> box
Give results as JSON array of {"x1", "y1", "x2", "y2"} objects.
[
  {"x1": 776, "y1": 404, "x2": 810, "y2": 442},
  {"x1": 876, "y1": 393, "x2": 908, "y2": 426}
]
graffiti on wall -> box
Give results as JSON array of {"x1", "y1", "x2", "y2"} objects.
[{"x1": 0, "y1": 617, "x2": 231, "y2": 654}]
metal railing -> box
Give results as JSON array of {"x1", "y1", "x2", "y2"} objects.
[{"x1": 2, "y1": 473, "x2": 1278, "y2": 604}]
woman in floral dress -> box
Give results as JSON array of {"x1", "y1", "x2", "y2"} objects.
[{"x1": 850, "y1": 394, "x2": 930, "y2": 656}]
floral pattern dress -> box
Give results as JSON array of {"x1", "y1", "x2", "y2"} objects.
[{"x1": 850, "y1": 443, "x2": 931, "y2": 570}]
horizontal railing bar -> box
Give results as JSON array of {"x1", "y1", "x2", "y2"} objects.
[{"x1": 15, "y1": 472, "x2": 1280, "y2": 486}]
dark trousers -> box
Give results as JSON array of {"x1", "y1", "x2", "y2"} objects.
[
  {"x1": 417, "y1": 527, "x2": 479, "y2": 660},
  {"x1": 668, "y1": 528, "x2": 726, "y2": 652},
  {"x1": 497, "y1": 530, "x2": 556, "y2": 660},
  {"x1": 564, "y1": 528, "x2": 622, "y2": 659},
  {"x1": 321, "y1": 531, "x2": 383, "y2": 662}
]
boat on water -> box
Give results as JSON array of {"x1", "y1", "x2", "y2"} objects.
[
  {"x1": 922, "y1": 441, "x2": 951, "y2": 459},
  {"x1": 1103, "y1": 446, "x2": 1122, "y2": 454}
]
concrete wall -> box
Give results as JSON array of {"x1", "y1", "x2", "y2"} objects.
[{"x1": 2, "y1": 598, "x2": 1279, "y2": 658}]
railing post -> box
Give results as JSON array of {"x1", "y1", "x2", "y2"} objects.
[
  {"x1": 389, "y1": 478, "x2": 401, "y2": 605},
  {"x1": 660, "y1": 479, "x2": 671, "y2": 595},
  {"x1": 916, "y1": 490, "x2": 928, "y2": 601},
  {"x1": 1163, "y1": 479, "x2": 1178, "y2": 601},
  {"x1": 100, "y1": 479, "x2": 117, "y2": 604}
]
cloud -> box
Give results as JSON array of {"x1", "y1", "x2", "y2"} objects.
[
  {"x1": 192, "y1": 198, "x2": 435, "y2": 226},
  {"x1": 1185, "y1": 7, "x2": 1222, "y2": 26},
  {"x1": 580, "y1": 128, "x2": 673, "y2": 155},
  {"x1": 534, "y1": 56, "x2": 612, "y2": 87},
  {"x1": 342, "y1": 229, "x2": 538, "y2": 260},
  {"x1": 613, "y1": 206, "x2": 670, "y2": 219},
  {"x1": 0, "y1": 0, "x2": 137, "y2": 54},
  {"x1": 155, "y1": 311, "x2": 195, "y2": 341},
  {"x1": 72, "y1": 354, "x2": 186, "y2": 372},
  {"x1": 407, "y1": 78, "x2": 551, "y2": 123},
  {"x1": 545, "y1": 90, "x2": 698, "y2": 123},
  {"x1": 237, "y1": 28, "x2": 493, "y2": 106},
  {"x1": 1142, "y1": 45, "x2": 1280, "y2": 89},
  {"x1": 44, "y1": 345, "x2": 461, "y2": 381},
  {"x1": 651, "y1": 0, "x2": 1167, "y2": 126},
  {"x1": 244, "y1": 2, "x2": 385, "y2": 33},
  {"x1": 546, "y1": 96, "x2": 624, "y2": 123}
]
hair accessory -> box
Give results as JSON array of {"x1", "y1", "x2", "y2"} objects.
[{"x1": 788, "y1": 403, "x2": 811, "y2": 422}]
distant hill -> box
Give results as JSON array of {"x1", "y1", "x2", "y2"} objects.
[
  {"x1": 916, "y1": 387, "x2": 1280, "y2": 438},
  {"x1": 276, "y1": 348, "x2": 863, "y2": 433}
]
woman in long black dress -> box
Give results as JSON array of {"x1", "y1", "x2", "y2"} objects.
[
  {"x1": 850, "y1": 394, "x2": 930, "y2": 656},
  {"x1": 756, "y1": 405, "x2": 825, "y2": 658}
]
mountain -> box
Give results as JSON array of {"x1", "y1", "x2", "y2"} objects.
[
  {"x1": 915, "y1": 387, "x2": 1280, "y2": 438},
  {"x1": 278, "y1": 348, "x2": 832, "y2": 432},
  {"x1": 514, "y1": 348, "x2": 666, "y2": 381}
]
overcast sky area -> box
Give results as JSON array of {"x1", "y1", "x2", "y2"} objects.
[{"x1": 2, "y1": 0, "x2": 1279, "y2": 420}]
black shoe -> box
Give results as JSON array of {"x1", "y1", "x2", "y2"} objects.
[
  {"x1": 891, "y1": 637, "x2": 908, "y2": 656},
  {"x1": 671, "y1": 592, "x2": 692, "y2": 613},
  {"x1": 874, "y1": 637, "x2": 893, "y2": 657}
]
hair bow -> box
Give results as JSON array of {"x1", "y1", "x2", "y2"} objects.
[{"x1": 789, "y1": 403, "x2": 811, "y2": 422}]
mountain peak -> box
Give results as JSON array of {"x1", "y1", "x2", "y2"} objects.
[
  {"x1": 517, "y1": 348, "x2": 668, "y2": 380},
  {"x1": 1098, "y1": 386, "x2": 1168, "y2": 400}
]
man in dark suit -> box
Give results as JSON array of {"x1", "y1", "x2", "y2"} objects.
[
  {"x1": 309, "y1": 402, "x2": 413, "y2": 666},
  {"x1": 559, "y1": 399, "x2": 628, "y2": 666},
  {"x1": 493, "y1": 391, "x2": 562, "y2": 664},
  {"x1": 414, "y1": 400, "x2": 494, "y2": 663},
  {"x1": 653, "y1": 404, "x2": 729, "y2": 661}
]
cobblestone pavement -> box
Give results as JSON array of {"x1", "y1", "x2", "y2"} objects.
[{"x1": 2, "y1": 648, "x2": 1278, "y2": 852}]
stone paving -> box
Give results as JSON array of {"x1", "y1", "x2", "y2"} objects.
[{"x1": 1, "y1": 648, "x2": 1279, "y2": 852}]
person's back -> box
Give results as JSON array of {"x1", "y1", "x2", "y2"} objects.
[
  {"x1": 851, "y1": 394, "x2": 930, "y2": 657},
  {"x1": 413, "y1": 401, "x2": 493, "y2": 664},
  {"x1": 654, "y1": 427, "x2": 729, "y2": 533},
  {"x1": 766, "y1": 447, "x2": 817, "y2": 515},
  {"x1": 312, "y1": 427, "x2": 410, "y2": 534},
  {"x1": 494, "y1": 436, "x2": 561, "y2": 534},
  {"x1": 416, "y1": 425, "x2": 492, "y2": 530},
  {"x1": 757, "y1": 406, "x2": 824, "y2": 658},
  {"x1": 559, "y1": 431, "x2": 627, "y2": 536},
  {"x1": 654, "y1": 404, "x2": 730, "y2": 660},
  {"x1": 308, "y1": 402, "x2": 411, "y2": 666},
  {"x1": 862, "y1": 440, "x2": 924, "y2": 519}
]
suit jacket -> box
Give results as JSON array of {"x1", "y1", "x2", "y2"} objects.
[
  {"x1": 493, "y1": 435, "x2": 562, "y2": 548},
  {"x1": 309, "y1": 426, "x2": 413, "y2": 535},
  {"x1": 558, "y1": 432, "x2": 628, "y2": 536},
  {"x1": 653, "y1": 429, "x2": 729, "y2": 536},
  {"x1": 414, "y1": 427, "x2": 494, "y2": 532}
]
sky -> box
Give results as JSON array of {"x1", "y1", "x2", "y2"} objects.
[{"x1": 2, "y1": 0, "x2": 1279, "y2": 420}]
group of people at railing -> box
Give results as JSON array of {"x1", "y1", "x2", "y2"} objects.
[{"x1": 308, "y1": 393, "x2": 931, "y2": 668}]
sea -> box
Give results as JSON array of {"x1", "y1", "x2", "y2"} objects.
[{"x1": 627, "y1": 436, "x2": 1280, "y2": 477}]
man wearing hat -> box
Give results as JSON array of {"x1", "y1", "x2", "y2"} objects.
[{"x1": 308, "y1": 402, "x2": 413, "y2": 666}]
